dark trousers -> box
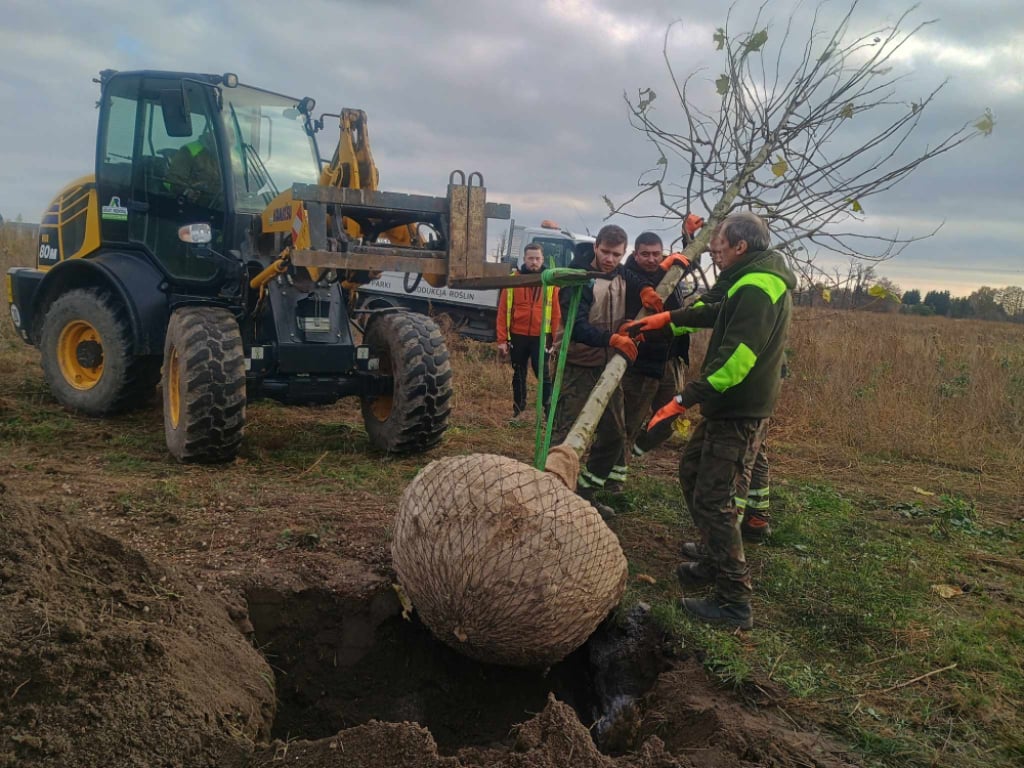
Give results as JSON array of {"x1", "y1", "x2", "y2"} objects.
[
  {"x1": 632, "y1": 358, "x2": 687, "y2": 456},
  {"x1": 620, "y1": 370, "x2": 660, "y2": 475},
  {"x1": 678, "y1": 417, "x2": 768, "y2": 605},
  {"x1": 551, "y1": 363, "x2": 625, "y2": 488},
  {"x1": 510, "y1": 333, "x2": 552, "y2": 416}
]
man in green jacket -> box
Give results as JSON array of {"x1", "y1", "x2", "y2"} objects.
[{"x1": 626, "y1": 212, "x2": 795, "y2": 629}]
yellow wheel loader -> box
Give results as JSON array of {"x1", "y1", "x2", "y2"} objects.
[{"x1": 5, "y1": 70, "x2": 510, "y2": 462}]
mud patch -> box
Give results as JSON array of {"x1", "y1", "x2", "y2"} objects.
[{"x1": 0, "y1": 492, "x2": 273, "y2": 768}]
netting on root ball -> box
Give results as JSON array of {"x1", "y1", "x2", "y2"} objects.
[{"x1": 392, "y1": 453, "x2": 628, "y2": 668}]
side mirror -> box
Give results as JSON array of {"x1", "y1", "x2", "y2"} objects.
[{"x1": 160, "y1": 90, "x2": 192, "y2": 138}]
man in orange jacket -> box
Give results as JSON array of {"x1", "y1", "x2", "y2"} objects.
[{"x1": 497, "y1": 243, "x2": 561, "y2": 421}]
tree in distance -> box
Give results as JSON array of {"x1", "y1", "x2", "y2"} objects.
[{"x1": 606, "y1": 0, "x2": 995, "y2": 284}]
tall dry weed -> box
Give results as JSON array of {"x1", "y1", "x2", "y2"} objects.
[
  {"x1": 5, "y1": 222, "x2": 1021, "y2": 481},
  {"x1": 0, "y1": 224, "x2": 36, "y2": 344},
  {"x1": 446, "y1": 305, "x2": 1024, "y2": 476},
  {"x1": 773, "y1": 309, "x2": 1023, "y2": 474}
]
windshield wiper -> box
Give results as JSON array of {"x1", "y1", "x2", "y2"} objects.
[{"x1": 243, "y1": 143, "x2": 279, "y2": 200}]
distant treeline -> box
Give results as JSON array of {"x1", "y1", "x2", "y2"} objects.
[{"x1": 794, "y1": 284, "x2": 1024, "y2": 324}]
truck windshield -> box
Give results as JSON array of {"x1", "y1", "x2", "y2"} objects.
[{"x1": 222, "y1": 86, "x2": 320, "y2": 213}]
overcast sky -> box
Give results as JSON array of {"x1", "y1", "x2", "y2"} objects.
[{"x1": 0, "y1": 0, "x2": 1020, "y2": 295}]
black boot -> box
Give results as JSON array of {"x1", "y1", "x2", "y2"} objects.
[
  {"x1": 578, "y1": 486, "x2": 616, "y2": 521},
  {"x1": 680, "y1": 540, "x2": 708, "y2": 560},
  {"x1": 675, "y1": 561, "x2": 716, "y2": 589},
  {"x1": 680, "y1": 597, "x2": 753, "y2": 630}
]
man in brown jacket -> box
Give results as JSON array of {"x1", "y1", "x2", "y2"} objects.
[{"x1": 551, "y1": 224, "x2": 661, "y2": 517}]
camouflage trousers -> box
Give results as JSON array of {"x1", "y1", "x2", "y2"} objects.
[
  {"x1": 551, "y1": 363, "x2": 626, "y2": 488},
  {"x1": 678, "y1": 417, "x2": 769, "y2": 605},
  {"x1": 735, "y1": 431, "x2": 771, "y2": 515}
]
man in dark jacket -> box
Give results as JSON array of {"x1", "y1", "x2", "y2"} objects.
[
  {"x1": 627, "y1": 212, "x2": 795, "y2": 629},
  {"x1": 613, "y1": 232, "x2": 689, "y2": 489},
  {"x1": 551, "y1": 224, "x2": 661, "y2": 517},
  {"x1": 631, "y1": 227, "x2": 775, "y2": 542}
]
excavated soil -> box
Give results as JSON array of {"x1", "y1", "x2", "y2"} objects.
[{"x1": 0, "y1": 483, "x2": 859, "y2": 768}]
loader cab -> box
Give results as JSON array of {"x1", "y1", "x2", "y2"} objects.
[{"x1": 95, "y1": 71, "x2": 319, "y2": 288}]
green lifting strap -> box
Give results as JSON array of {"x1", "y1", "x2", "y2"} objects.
[{"x1": 533, "y1": 268, "x2": 592, "y2": 470}]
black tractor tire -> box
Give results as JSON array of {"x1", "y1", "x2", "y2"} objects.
[
  {"x1": 39, "y1": 288, "x2": 157, "y2": 415},
  {"x1": 162, "y1": 306, "x2": 246, "y2": 463},
  {"x1": 361, "y1": 312, "x2": 452, "y2": 454}
]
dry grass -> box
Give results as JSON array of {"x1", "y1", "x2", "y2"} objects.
[
  {"x1": 4, "y1": 223, "x2": 1021, "y2": 492},
  {"x1": 2, "y1": 227, "x2": 1023, "y2": 767},
  {"x1": 0, "y1": 225, "x2": 36, "y2": 342},
  {"x1": 776, "y1": 310, "x2": 1024, "y2": 472}
]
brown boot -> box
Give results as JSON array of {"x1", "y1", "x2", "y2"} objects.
[{"x1": 741, "y1": 511, "x2": 772, "y2": 542}]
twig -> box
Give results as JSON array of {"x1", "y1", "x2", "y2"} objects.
[
  {"x1": 299, "y1": 451, "x2": 329, "y2": 477},
  {"x1": 968, "y1": 553, "x2": 1024, "y2": 574},
  {"x1": 870, "y1": 662, "x2": 958, "y2": 696},
  {"x1": 9, "y1": 678, "x2": 31, "y2": 699},
  {"x1": 821, "y1": 662, "x2": 957, "y2": 702}
]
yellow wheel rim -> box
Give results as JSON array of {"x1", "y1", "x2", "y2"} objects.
[
  {"x1": 57, "y1": 320, "x2": 103, "y2": 390},
  {"x1": 167, "y1": 345, "x2": 181, "y2": 428},
  {"x1": 370, "y1": 395, "x2": 393, "y2": 421}
]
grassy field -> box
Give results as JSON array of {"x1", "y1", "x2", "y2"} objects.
[{"x1": 2, "y1": 226, "x2": 1023, "y2": 767}]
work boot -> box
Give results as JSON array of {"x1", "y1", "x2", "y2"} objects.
[
  {"x1": 741, "y1": 511, "x2": 772, "y2": 542},
  {"x1": 578, "y1": 487, "x2": 616, "y2": 521},
  {"x1": 675, "y1": 561, "x2": 715, "y2": 589},
  {"x1": 508, "y1": 409, "x2": 528, "y2": 425},
  {"x1": 603, "y1": 479, "x2": 625, "y2": 495},
  {"x1": 680, "y1": 541, "x2": 708, "y2": 560},
  {"x1": 680, "y1": 597, "x2": 753, "y2": 630}
]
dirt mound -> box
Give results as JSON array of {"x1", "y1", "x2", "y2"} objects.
[
  {"x1": 0, "y1": 485, "x2": 858, "y2": 768},
  {"x1": 243, "y1": 696, "x2": 677, "y2": 768},
  {"x1": 0, "y1": 490, "x2": 274, "y2": 768},
  {"x1": 243, "y1": 687, "x2": 855, "y2": 768},
  {"x1": 639, "y1": 662, "x2": 860, "y2": 767}
]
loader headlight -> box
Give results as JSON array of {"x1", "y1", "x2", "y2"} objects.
[{"x1": 178, "y1": 223, "x2": 212, "y2": 244}]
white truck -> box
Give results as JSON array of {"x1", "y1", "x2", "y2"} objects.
[{"x1": 356, "y1": 221, "x2": 593, "y2": 341}]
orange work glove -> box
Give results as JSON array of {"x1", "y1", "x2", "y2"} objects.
[
  {"x1": 640, "y1": 285, "x2": 664, "y2": 313},
  {"x1": 618, "y1": 321, "x2": 644, "y2": 344},
  {"x1": 647, "y1": 394, "x2": 686, "y2": 432},
  {"x1": 659, "y1": 252, "x2": 690, "y2": 272},
  {"x1": 623, "y1": 311, "x2": 671, "y2": 338},
  {"x1": 609, "y1": 333, "x2": 638, "y2": 363},
  {"x1": 684, "y1": 213, "x2": 705, "y2": 237}
]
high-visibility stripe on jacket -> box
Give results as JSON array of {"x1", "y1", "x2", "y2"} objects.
[
  {"x1": 505, "y1": 284, "x2": 556, "y2": 334},
  {"x1": 496, "y1": 276, "x2": 561, "y2": 343},
  {"x1": 667, "y1": 249, "x2": 796, "y2": 419}
]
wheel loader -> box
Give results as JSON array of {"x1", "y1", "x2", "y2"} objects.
[{"x1": 5, "y1": 70, "x2": 511, "y2": 462}]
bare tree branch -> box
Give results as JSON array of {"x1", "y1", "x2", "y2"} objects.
[{"x1": 608, "y1": 0, "x2": 992, "y2": 270}]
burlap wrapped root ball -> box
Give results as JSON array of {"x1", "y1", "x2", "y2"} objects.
[{"x1": 392, "y1": 453, "x2": 628, "y2": 667}]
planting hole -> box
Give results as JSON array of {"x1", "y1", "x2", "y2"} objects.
[{"x1": 245, "y1": 587, "x2": 663, "y2": 754}]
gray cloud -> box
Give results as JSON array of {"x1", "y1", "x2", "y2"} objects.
[{"x1": 0, "y1": 0, "x2": 1019, "y2": 295}]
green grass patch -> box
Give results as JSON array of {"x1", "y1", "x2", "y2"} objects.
[
  {"x1": 622, "y1": 480, "x2": 1024, "y2": 768},
  {"x1": 0, "y1": 411, "x2": 79, "y2": 443}
]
